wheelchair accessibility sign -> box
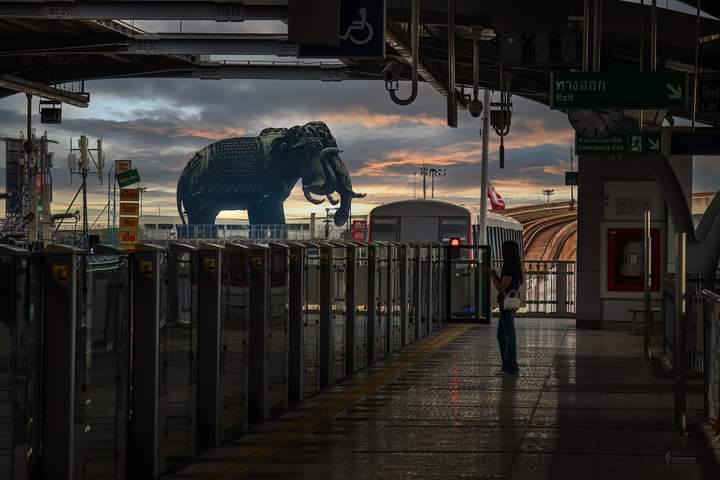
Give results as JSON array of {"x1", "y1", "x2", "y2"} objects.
[{"x1": 299, "y1": 0, "x2": 385, "y2": 58}]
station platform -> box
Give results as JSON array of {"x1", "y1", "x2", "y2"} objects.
[{"x1": 167, "y1": 319, "x2": 717, "y2": 480}]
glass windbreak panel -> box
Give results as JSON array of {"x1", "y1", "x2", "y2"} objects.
[
  {"x1": 165, "y1": 250, "x2": 197, "y2": 464},
  {"x1": 371, "y1": 217, "x2": 399, "y2": 241},
  {"x1": 269, "y1": 248, "x2": 289, "y2": 412},
  {"x1": 84, "y1": 254, "x2": 130, "y2": 479},
  {"x1": 0, "y1": 256, "x2": 23, "y2": 476},
  {"x1": 222, "y1": 250, "x2": 249, "y2": 438}
]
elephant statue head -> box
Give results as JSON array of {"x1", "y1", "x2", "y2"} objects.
[{"x1": 266, "y1": 121, "x2": 365, "y2": 226}]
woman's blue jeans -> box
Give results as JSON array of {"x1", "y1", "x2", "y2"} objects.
[{"x1": 497, "y1": 305, "x2": 519, "y2": 373}]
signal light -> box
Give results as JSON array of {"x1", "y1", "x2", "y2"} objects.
[{"x1": 449, "y1": 237, "x2": 461, "y2": 259}]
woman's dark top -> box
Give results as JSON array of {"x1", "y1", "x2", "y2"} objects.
[{"x1": 497, "y1": 262, "x2": 522, "y2": 303}]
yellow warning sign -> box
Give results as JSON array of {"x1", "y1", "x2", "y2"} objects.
[
  {"x1": 251, "y1": 256, "x2": 263, "y2": 268},
  {"x1": 139, "y1": 260, "x2": 153, "y2": 277},
  {"x1": 203, "y1": 257, "x2": 216, "y2": 273},
  {"x1": 51, "y1": 264, "x2": 69, "y2": 286}
]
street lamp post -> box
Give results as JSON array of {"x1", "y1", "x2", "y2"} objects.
[
  {"x1": 542, "y1": 189, "x2": 556, "y2": 204},
  {"x1": 138, "y1": 187, "x2": 147, "y2": 217},
  {"x1": 428, "y1": 168, "x2": 447, "y2": 199}
]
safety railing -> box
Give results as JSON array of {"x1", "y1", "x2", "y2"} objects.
[
  {"x1": 702, "y1": 289, "x2": 720, "y2": 433},
  {"x1": 491, "y1": 260, "x2": 576, "y2": 317},
  {"x1": 662, "y1": 276, "x2": 719, "y2": 372},
  {"x1": 48, "y1": 222, "x2": 362, "y2": 247}
]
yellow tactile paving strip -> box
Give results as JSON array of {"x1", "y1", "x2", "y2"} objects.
[{"x1": 169, "y1": 324, "x2": 472, "y2": 479}]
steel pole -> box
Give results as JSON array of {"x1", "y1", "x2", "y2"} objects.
[
  {"x1": 447, "y1": 0, "x2": 457, "y2": 127},
  {"x1": 26, "y1": 93, "x2": 39, "y2": 243},
  {"x1": 478, "y1": 89, "x2": 491, "y2": 245},
  {"x1": 570, "y1": 146, "x2": 575, "y2": 211},
  {"x1": 583, "y1": 0, "x2": 591, "y2": 71},
  {"x1": 592, "y1": 0, "x2": 603, "y2": 71},
  {"x1": 692, "y1": 0, "x2": 702, "y2": 131},
  {"x1": 643, "y1": 209, "x2": 653, "y2": 362},
  {"x1": 422, "y1": 164, "x2": 427, "y2": 200},
  {"x1": 674, "y1": 232, "x2": 687, "y2": 434},
  {"x1": 651, "y1": 0, "x2": 657, "y2": 72}
]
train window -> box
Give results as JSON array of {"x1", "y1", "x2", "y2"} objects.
[
  {"x1": 439, "y1": 217, "x2": 469, "y2": 243},
  {"x1": 371, "y1": 217, "x2": 399, "y2": 241},
  {"x1": 400, "y1": 216, "x2": 439, "y2": 242}
]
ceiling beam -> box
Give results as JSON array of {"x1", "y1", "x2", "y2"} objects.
[
  {"x1": 0, "y1": 1, "x2": 287, "y2": 21},
  {"x1": 0, "y1": 73, "x2": 89, "y2": 107}
]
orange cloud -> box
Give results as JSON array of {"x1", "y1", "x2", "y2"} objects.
[
  {"x1": 257, "y1": 106, "x2": 446, "y2": 131},
  {"x1": 320, "y1": 107, "x2": 447, "y2": 128}
]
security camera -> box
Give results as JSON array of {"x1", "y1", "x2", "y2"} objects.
[
  {"x1": 468, "y1": 98, "x2": 484, "y2": 118},
  {"x1": 382, "y1": 61, "x2": 404, "y2": 84}
]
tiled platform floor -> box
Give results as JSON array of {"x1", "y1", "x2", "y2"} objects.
[{"x1": 168, "y1": 319, "x2": 718, "y2": 479}]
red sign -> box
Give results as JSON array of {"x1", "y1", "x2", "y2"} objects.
[
  {"x1": 115, "y1": 160, "x2": 132, "y2": 174},
  {"x1": 351, "y1": 220, "x2": 366, "y2": 241},
  {"x1": 607, "y1": 228, "x2": 661, "y2": 292}
]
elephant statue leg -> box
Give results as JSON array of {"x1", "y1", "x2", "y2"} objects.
[
  {"x1": 247, "y1": 197, "x2": 287, "y2": 239},
  {"x1": 185, "y1": 205, "x2": 222, "y2": 240}
]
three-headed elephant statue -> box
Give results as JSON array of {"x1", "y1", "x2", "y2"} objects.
[{"x1": 176, "y1": 121, "x2": 365, "y2": 226}]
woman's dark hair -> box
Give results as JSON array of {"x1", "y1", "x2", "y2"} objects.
[{"x1": 502, "y1": 240, "x2": 523, "y2": 284}]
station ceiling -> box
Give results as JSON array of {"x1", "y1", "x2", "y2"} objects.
[{"x1": 0, "y1": 0, "x2": 718, "y2": 127}]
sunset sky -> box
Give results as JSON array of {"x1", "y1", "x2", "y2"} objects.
[{"x1": 0, "y1": 19, "x2": 717, "y2": 224}]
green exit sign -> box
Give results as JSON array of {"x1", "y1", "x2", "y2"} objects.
[
  {"x1": 116, "y1": 168, "x2": 141, "y2": 188},
  {"x1": 575, "y1": 132, "x2": 662, "y2": 155},
  {"x1": 551, "y1": 72, "x2": 688, "y2": 109}
]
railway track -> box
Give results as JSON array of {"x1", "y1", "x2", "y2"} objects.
[
  {"x1": 522, "y1": 213, "x2": 577, "y2": 261},
  {"x1": 500, "y1": 203, "x2": 578, "y2": 261}
]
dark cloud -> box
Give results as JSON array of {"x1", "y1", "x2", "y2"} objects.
[{"x1": 2, "y1": 73, "x2": 716, "y2": 219}]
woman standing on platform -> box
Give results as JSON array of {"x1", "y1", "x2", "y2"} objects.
[{"x1": 489, "y1": 240, "x2": 523, "y2": 375}]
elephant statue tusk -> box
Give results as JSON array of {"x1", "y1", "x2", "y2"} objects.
[
  {"x1": 303, "y1": 188, "x2": 325, "y2": 205},
  {"x1": 351, "y1": 190, "x2": 367, "y2": 198},
  {"x1": 320, "y1": 147, "x2": 342, "y2": 159},
  {"x1": 327, "y1": 193, "x2": 340, "y2": 205}
]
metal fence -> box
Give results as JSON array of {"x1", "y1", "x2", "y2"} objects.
[
  {"x1": 48, "y1": 220, "x2": 362, "y2": 248},
  {"x1": 492, "y1": 260, "x2": 576, "y2": 317}
]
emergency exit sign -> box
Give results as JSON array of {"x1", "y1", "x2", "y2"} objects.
[
  {"x1": 575, "y1": 132, "x2": 662, "y2": 155},
  {"x1": 551, "y1": 72, "x2": 688, "y2": 109}
]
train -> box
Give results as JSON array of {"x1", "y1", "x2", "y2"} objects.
[
  {"x1": 368, "y1": 199, "x2": 523, "y2": 261},
  {"x1": 368, "y1": 199, "x2": 524, "y2": 319}
]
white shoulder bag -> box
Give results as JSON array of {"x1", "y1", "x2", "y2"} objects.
[{"x1": 503, "y1": 289, "x2": 521, "y2": 311}]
